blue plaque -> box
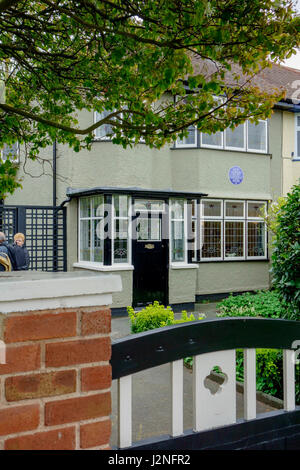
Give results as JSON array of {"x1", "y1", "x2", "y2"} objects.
[{"x1": 229, "y1": 166, "x2": 244, "y2": 185}]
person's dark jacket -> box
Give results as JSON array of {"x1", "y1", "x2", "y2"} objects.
[
  {"x1": 0, "y1": 242, "x2": 17, "y2": 271},
  {"x1": 12, "y1": 243, "x2": 30, "y2": 270}
]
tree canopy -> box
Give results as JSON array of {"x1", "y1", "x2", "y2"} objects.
[{"x1": 0, "y1": 0, "x2": 299, "y2": 196}]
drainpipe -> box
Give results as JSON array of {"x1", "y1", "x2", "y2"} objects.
[
  {"x1": 53, "y1": 140, "x2": 57, "y2": 270},
  {"x1": 53, "y1": 140, "x2": 57, "y2": 207}
]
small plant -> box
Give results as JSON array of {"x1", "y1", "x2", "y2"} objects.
[{"x1": 127, "y1": 301, "x2": 204, "y2": 334}]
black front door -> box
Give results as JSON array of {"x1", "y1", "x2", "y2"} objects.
[{"x1": 132, "y1": 199, "x2": 168, "y2": 307}]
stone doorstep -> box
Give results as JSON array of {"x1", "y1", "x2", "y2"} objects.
[{"x1": 185, "y1": 365, "x2": 284, "y2": 410}]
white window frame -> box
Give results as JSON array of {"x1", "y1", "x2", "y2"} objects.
[
  {"x1": 134, "y1": 199, "x2": 165, "y2": 213},
  {"x1": 112, "y1": 195, "x2": 131, "y2": 265},
  {"x1": 224, "y1": 123, "x2": 246, "y2": 152},
  {"x1": 295, "y1": 114, "x2": 300, "y2": 160},
  {"x1": 246, "y1": 119, "x2": 268, "y2": 154},
  {"x1": 78, "y1": 196, "x2": 105, "y2": 265},
  {"x1": 175, "y1": 126, "x2": 197, "y2": 148},
  {"x1": 224, "y1": 200, "x2": 245, "y2": 219},
  {"x1": 201, "y1": 198, "x2": 223, "y2": 219},
  {"x1": 200, "y1": 130, "x2": 224, "y2": 149},
  {"x1": 169, "y1": 198, "x2": 188, "y2": 265},
  {"x1": 246, "y1": 200, "x2": 267, "y2": 220},
  {"x1": 246, "y1": 220, "x2": 267, "y2": 260},
  {"x1": 1, "y1": 142, "x2": 20, "y2": 163},
  {"x1": 191, "y1": 200, "x2": 198, "y2": 262},
  {"x1": 224, "y1": 219, "x2": 245, "y2": 261},
  {"x1": 200, "y1": 219, "x2": 223, "y2": 261},
  {"x1": 93, "y1": 110, "x2": 115, "y2": 141},
  {"x1": 246, "y1": 200, "x2": 267, "y2": 260}
]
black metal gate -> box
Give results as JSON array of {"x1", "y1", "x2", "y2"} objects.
[{"x1": 0, "y1": 204, "x2": 67, "y2": 272}]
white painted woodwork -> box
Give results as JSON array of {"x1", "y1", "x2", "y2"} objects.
[
  {"x1": 118, "y1": 375, "x2": 132, "y2": 448},
  {"x1": 0, "y1": 271, "x2": 122, "y2": 313},
  {"x1": 244, "y1": 348, "x2": 256, "y2": 420},
  {"x1": 171, "y1": 359, "x2": 184, "y2": 436},
  {"x1": 283, "y1": 349, "x2": 296, "y2": 412},
  {"x1": 193, "y1": 349, "x2": 236, "y2": 432}
]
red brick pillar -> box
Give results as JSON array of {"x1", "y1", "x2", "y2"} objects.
[{"x1": 0, "y1": 306, "x2": 112, "y2": 450}]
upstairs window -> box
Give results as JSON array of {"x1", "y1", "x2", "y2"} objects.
[
  {"x1": 94, "y1": 110, "x2": 115, "y2": 140},
  {"x1": 1, "y1": 142, "x2": 19, "y2": 163},
  {"x1": 225, "y1": 124, "x2": 246, "y2": 151},
  {"x1": 175, "y1": 119, "x2": 268, "y2": 153},
  {"x1": 247, "y1": 120, "x2": 267, "y2": 153},
  {"x1": 201, "y1": 130, "x2": 223, "y2": 149},
  {"x1": 176, "y1": 126, "x2": 197, "y2": 148}
]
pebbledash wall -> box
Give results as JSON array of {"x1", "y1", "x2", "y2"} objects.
[
  {"x1": 0, "y1": 272, "x2": 121, "y2": 450},
  {"x1": 5, "y1": 105, "x2": 298, "y2": 312}
]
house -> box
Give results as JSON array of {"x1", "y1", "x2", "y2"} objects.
[{"x1": 4, "y1": 61, "x2": 300, "y2": 315}]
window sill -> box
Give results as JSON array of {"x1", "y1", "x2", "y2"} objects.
[
  {"x1": 171, "y1": 147, "x2": 271, "y2": 157},
  {"x1": 73, "y1": 262, "x2": 134, "y2": 271},
  {"x1": 171, "y1": 263, "x2": 199, "y2": 269}
]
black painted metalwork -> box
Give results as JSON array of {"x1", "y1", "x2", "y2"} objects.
[
  {"x1": 0, "y1": 204, "x2": 67, "y2": 272},
  {"x1": 111, "y1": 317, "x2": 300, "y2": 380},
  {"x1": 126, "y1": 409, "x2": 300, "y2": 450}
]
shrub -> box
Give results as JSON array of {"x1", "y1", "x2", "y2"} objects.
[
  {"x1": 216, "y1": 290, "x2": 285, "y2": 319},
  {"x1": 127, "y1": 301, "x2": 204, "y2": 334},
  {"x1": 236, "y1": 349, "x2": 300, "y2": 405},
  {"x1": 270, "y1": 182, "x2": 300, "y2": 320}
]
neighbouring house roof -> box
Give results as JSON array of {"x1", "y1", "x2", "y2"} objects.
[{"x1": 189, "y1": 55, "x2": 300, "y2": 109}]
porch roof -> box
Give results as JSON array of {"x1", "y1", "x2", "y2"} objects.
[{"x1": 66, "y1": 186, "x2": 208, "y2": 200}]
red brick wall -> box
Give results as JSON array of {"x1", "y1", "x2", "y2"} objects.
[{"x1": 0, "y1": 306, "x2": 112, "y2": 450}]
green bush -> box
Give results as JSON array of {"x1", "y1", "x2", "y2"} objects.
[
  {"x1": 236, "y1": 349, "x2": 300, "y2": 405},
  {"x1": 216, "y1": 290, "x2": 285, "y2": 319},
  {"x1": 270, "y1": 182, "x2": 300, "y2": 320},
  {"x1": 127, "y1": 301, "x2": 204, "y2": 334}
]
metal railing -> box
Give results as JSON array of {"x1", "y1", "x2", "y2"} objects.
[{"x1": 0, "y1": 204, "x2": 66, "y2": 272}]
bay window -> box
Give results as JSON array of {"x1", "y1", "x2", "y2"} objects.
[
  {"x1": 78, "y1": 194, "x2": 131, "y2": 266},
  {"x1": 199, "y1": 199, "x2": 267, "y2": 261},
  {"x1": 175, "y1": 119, "x2": 268, "y2": 153}
]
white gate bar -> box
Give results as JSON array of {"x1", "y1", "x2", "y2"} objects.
[
  {"x1": 283, "y1": 349, "x2": 295, "y2": 412},
  {"x1": 171, "y1": 359, "x2": 183, "y2": 436},
  {"x1": 193, "y1": 354, "x2": 201, "y2": 432},
  {"x1": 118, "y1": 375, "x2": 132, "y2": 448},
  {"x1": 244, "y1": 348, "x2": 256, "y2": 420}
]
